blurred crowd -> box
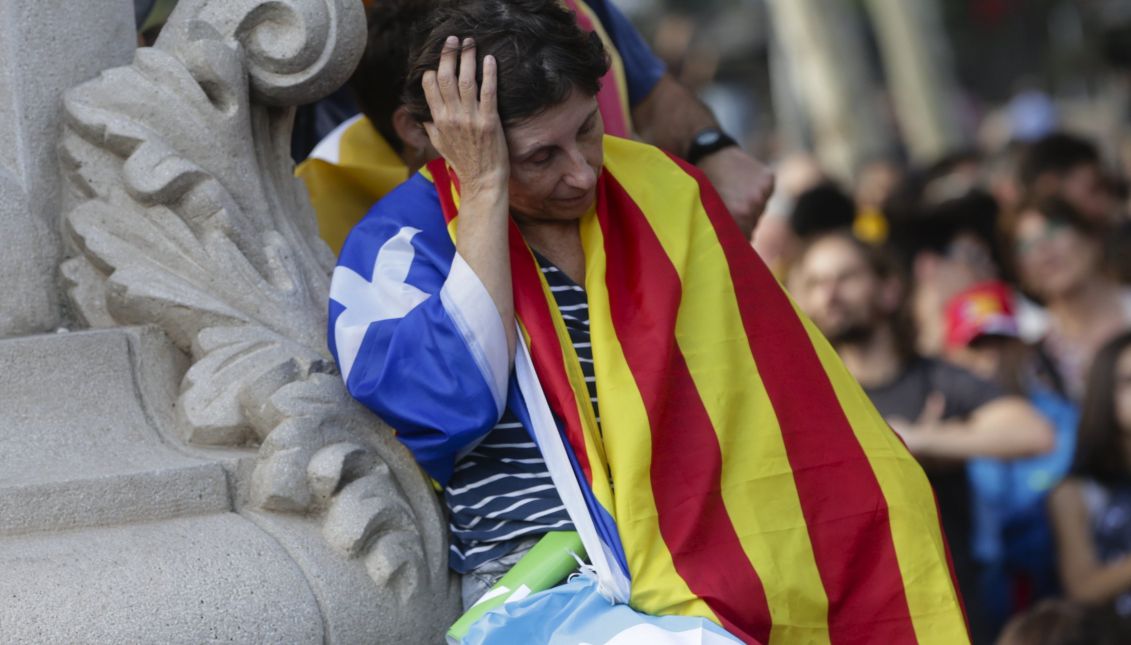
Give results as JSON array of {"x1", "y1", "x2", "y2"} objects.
[
  {"x1": 769, "y1": 129, "x2": 1131, "y2": 644},
  {"x1": 637, "y1": 3, "x2": 1131, "y2": 643}
]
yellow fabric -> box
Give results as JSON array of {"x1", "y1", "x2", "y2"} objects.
[
  {"x1": 295, "y1": 116, "x2": 409, "y2": 254},
  {"x1": 854, "y1": 206, "x2": 890, "y2": 244},
  {"x1": 579, "y1": 217, "x2": 716, "y2": 623},
  {"x1": 601, "y1": 139, "x2": 832, "y2": 643},
  {"x1": 427, "y1": 135, "x2": 967, "y2": 643},
  {"x1": 797, "y1": 307, "x2": 969, "y2": 643}
]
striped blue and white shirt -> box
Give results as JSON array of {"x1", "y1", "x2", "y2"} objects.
[
  {"x1": 329, "y1": 174, "x2": 600, "y2": 575},
  {"x1": 447, "y1": 252, "x2": 600, "y2": 573}
]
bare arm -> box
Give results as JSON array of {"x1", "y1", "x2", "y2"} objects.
[
  {"x1": 1049, "y1": 480, "x2": 1131, "y2": 604},
  {"x1": 422, "y1": 37, "x2": 515, "y2": 358},
  {"x1": 630, "y1": 74, "x2": 774, "y2": 238},
  {"x1": 892, "y1": 395, "x2": 1054, "y2": 460},
  {"x1": 631, "y1": 73, "x2": 717, "y2": 158}
]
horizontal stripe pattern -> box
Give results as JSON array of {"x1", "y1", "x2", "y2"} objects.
[{"x1": 445, "y1": 253, "x2": 596, "y2": 573}]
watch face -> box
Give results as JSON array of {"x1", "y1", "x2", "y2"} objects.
[{"x1": 697, "y1": 130, "x2": 721, "y2": 146}]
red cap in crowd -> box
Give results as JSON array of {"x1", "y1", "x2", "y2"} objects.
[{"x1": 944, "y1": 281, "x2": 1020, "y2": 349}]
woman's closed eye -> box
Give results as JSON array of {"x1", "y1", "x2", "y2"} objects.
[{"x1": 526, "y1": 149, "x2": 555, "y2": 166}]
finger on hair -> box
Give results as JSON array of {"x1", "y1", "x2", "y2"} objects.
[
  {"x1": 479, "y1": 55, "x2": 497, "y2": 115},
  {"x1": 458, "y1": 38, "x2": 478, "y2": 107},
  {"x1": 422, "y1": 121, "x2": 441, "y2": 147},
  {"x1": 421, "y1": 70, "x2": 443, "y2": 117},
  {"x1": 437, "y1": 35, "x2": 460, "y2": 106}
]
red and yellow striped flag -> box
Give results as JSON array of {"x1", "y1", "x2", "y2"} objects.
[{"x1": 428, "y1": 136, "x2": 968, "y2": 645}]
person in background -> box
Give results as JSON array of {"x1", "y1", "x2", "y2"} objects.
[
  {"x1": 995, "y1": 599, "x2": 1127, "y2": 645},
  {"x1": 1004, "y1": 197, "x2": 1131, "y2": 401},
  {"x1": 790, "y1": 229, "x2": 1054, "y2": 642},
  {"x1": 1018, "y1": 132, "x2": 1116, "y2": 227},
  {"x1": 1048, "y1": 331, "x2": 1131, "y2": 617},
  {"x1": 853, "y1": 156, "x2": 903, "y2": 244},
  {"x1": 751, "y1": 152, "x2": 824, "y2": 275},
  {"x1": 1016, "y1": 131, "x2": 1131, "y2": 284},
  {"x1": 943, "y1": 282, "x2": 1079, "y2": 636},
  {"x1": 787, "y1": 181, "x2": 856, "y2": 242},
  {"x1": 889, "y1": 187, "x2": 1004, "y2": 357},
  {"x1": 298, "y1": 0, "x2": 774, "y2": 254}
]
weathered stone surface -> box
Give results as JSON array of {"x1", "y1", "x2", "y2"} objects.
[
  {"x1": 0, "y1": 514, "x2": 324, "y2": 644},
  {"x1": 0, "y1": 0, "x2": 135, "y2": 337},
  {"x1": 0, "y1": 328, "x2": 233, "y2": 536},
  {"x1": 0, "y1": 325, "x2": 459, "y2": 642},
  {"x1": 32, "y1": 0, "x2": 462, "y2": 639}
]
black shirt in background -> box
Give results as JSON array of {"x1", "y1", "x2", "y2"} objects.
[{"x1": 864, "y1": 356, "x2": 1004, "y2": 618}]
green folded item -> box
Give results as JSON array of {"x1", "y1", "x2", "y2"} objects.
[{"x1": 447, "y1": 531, "x2": 586, "y2": 643}]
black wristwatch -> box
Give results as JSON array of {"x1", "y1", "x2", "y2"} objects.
[{"x1": 686, "y1": 127, "x2": 738, "y2": 165}]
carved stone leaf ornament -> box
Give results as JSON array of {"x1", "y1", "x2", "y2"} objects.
[{"x1": 58, "y1": 0, "x2": 455, "y2": 620}]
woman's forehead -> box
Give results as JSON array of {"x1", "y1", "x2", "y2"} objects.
[{"x1": 505, "y1": 91, "x2": 599, "y2": 156}]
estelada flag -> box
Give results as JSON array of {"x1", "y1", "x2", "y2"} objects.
[{"x1": 427, "y1": 136, "x2": 969, "y2": 645}]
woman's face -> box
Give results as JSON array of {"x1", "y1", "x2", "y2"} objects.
[
  {"x1": 504, "y1": 89, "x2": 604, "y2": 223},
  {"x1": 1012, "y1": 210, "x2": 1101, "y2": 302},
  {"x1": 1114, "y1": 346, "x2": 1131, "y2": 435}
]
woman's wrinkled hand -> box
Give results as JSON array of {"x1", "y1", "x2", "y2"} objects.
[{"x1": 421, "y1": 36, "x2": 509, "y2": 197}]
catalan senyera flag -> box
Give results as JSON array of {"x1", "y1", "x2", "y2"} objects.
[
  {"x1": 297, "y1": 0, "x2": 634, "y2": 257},
  {"x1": 425, "y1": 136, "x2": 969, "y2": 645}
]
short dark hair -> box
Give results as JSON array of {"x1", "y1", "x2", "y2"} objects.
[
  {"x1": 1018, "y1": 132, "x2": 1101, "y2": 190},
  {"x1": 789, "y1": 182, "x2": 857, "y2": 239},
  {"x1": 1071, "y1": 330, "x2": 1131, "y2": 485},
  {"x1": 888, "y1": 188, "x2": 1003, "y2": 273},
  {"x1": 402, "y1": 0, "x2": 609, "y2": 127},
  {"x1": 348, "y1": 0, "x2": 445, "y2": 154}
]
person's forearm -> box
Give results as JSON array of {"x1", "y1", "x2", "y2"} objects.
[
  {"x1": 456, "y1": 182, "x2": 516, "y2": 358},
  {"x1": 911, "y1": 404, "x2": 1055, "y2": 460},
  {"x1": 1064, "y1": 556, "x2": 1131, "y2": 605},
  {"x1": 631, "y1": 74, "x2": 717, "y2": 157},
  {"x1": 966, "y1": 398, "x2": 1055, "y2": 458},
  {"x1": 631, "y1": 74, "x2": 774, "y2": 238}
]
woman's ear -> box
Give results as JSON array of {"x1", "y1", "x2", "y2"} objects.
[{"x1": 392, "y1": 105, "x2": 437, "y2": 168}]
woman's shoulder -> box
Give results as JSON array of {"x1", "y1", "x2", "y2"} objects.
[
  {"x1": 345, "y1": 174, "x2": 445, "y2": 240},
  {"x1": 337, "y1": 172, "x2": 452, "y2": 269},
  {"x1": 1051, "y1": 476, "x2": 1111, "y2": 518},
  {"x1": 364, "y1": 172, "x2": 443, "y2": 228}
]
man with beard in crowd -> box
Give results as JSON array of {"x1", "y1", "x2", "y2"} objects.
[{"x1": 791, "y1": 229, "x2": 1054, "y2": 643}]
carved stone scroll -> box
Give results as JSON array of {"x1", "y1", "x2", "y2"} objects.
[{"x1": 57, "y1": 0, "x2": 459, "y2": 639}]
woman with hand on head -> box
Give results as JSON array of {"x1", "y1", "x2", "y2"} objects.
[{"x1": 329, "y1": 1, "x2": 967, "y2": 641}]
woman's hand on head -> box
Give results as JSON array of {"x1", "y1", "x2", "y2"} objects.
[{"x1": 421, "y1": 36, "x2": 509, "y2": 197}]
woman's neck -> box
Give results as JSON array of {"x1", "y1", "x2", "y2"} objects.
[
  {"x1": 515, "y1": 218, "x2": 585, "y2": 284},
  {"x1": 1048, "y1": 277, "x2": 1125, "y2": 339}
]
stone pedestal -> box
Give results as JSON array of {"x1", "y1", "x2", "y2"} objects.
[
  {"x1": 0, "y1": 1, "x2": 460, "y2": 641},
  {"x1": 0, "y1": 1, "x2": 135, "y2": 336},
  {"x1": 0, "y1": 327, "x2": 457, "y2": 643}
]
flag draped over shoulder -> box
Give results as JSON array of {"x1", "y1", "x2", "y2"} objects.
[{"x1": 427, "y1": 136, "x2": 969, "y2": 645}]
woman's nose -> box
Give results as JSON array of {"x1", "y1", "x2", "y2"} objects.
[{"x1": 563, "y1": 147, "x2": 597, "y2": 191}]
